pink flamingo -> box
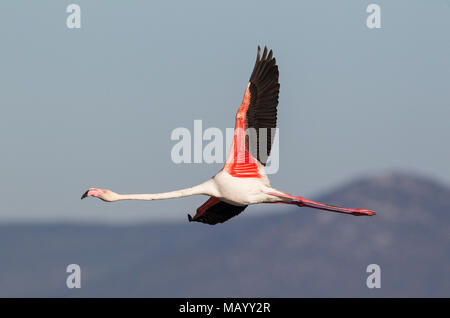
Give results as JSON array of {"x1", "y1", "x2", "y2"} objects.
[{"x1": 82, "y1": 46, "x2": 375, "y2": 225}]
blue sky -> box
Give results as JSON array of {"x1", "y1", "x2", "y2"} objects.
[{"x1": 0, "y1": 0, "x2": 449, "y2": 223}]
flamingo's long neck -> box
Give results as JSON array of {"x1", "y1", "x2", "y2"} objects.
[{"x1": 112, "y1": 180, "x2": 216, "y2": 201}]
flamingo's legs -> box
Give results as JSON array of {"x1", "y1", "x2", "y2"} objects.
[{"x1": 267, "y1": 192, "x2": 375, "y2": 216}]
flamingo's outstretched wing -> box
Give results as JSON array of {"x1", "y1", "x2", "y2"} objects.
[
  {"x1": 188, "y1": 197, "x2": 247, "y2": 225},
  {"x1": 224, "y1": 46, "x2": 280, "y2": 178}
]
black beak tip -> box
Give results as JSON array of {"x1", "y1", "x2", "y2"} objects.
[
  {"x1": 187, "y1": 214, "x2": 193, "y2": 222},
  {"x1": 81, "y1": 190, "x2": 89, "y2": 200}
]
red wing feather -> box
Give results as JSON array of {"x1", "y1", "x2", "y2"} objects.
[{"x1": 224, "y1": 46, "x2": 279, "y2": 178}]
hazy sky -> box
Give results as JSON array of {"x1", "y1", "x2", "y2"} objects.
[{"x1": 1, "y1": 0, "x2": 449, "y2": 223}]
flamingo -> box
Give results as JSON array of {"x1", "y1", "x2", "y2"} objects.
[{"x1": 81, "y1": 46, "x2": 375, "y2": 225}]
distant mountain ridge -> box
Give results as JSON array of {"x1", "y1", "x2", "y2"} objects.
[
  {"x1": 318, "y1": 171, "x2": 450, "y2": 222},
  {"x1": 0, "y1": 171, "x2": 449, "y2": 297}
]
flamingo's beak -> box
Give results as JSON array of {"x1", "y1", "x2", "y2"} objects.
[
  {"x1": 81, "y1": 190, "x2": 89, "y2": 200},
  {"x1": 81, "y1": 188, "x2": 105, "y2": 200}
]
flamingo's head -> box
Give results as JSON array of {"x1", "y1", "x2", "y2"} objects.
[{"x1": 81, "y1": 188, "x2": 117, "y2": 202}]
